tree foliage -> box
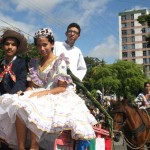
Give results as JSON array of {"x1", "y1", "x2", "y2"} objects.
[
  {"x1": 83, "y1": 58, "x2": 147, "y2": 100},
  {"x1": 138, "y1": 14, "x2": 150, "y2": 47},
  {"x1": 138, "y1": 14, "x2": 150, "y2": 26},
  {"x1": 111, "y1": 60, "x2": 146, "y2": 100}
]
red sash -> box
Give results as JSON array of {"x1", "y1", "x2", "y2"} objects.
[{"x1": 0, "y1": 63, "x2": 16, "y2": 82}]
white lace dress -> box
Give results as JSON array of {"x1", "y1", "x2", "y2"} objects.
[{"x1": 0, "y1": 54, "x2": 97, "y2": 148}]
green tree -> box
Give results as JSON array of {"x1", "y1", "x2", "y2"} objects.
[
  {"x1": 84, "y1": 56, "x2": 104, "y2": 68},
  {"x1": 138, "y1": 14, "x2": 150, "y2": 47},
  {"x1": 21, "y1": 43, "x2": 40, "y2": 62},
  {"x1": 84, "y1": 58, "x2": 147, "y2": 101},
  {"x1": 83, "y1": 57, "x2": 105, "y2": 91},
  {"x1": 111, "y1": 60, "x2": 146, "y2": 100},
  {"x1": 92, "y1": 64, "x2": 120, "y2": 96}
]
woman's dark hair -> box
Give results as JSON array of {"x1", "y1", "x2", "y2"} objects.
[{"x1": 144, "y1": 81, "x2": 150, "y2": 87}]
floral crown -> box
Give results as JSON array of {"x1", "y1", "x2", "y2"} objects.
[{"x1": 34, "y1": 28, "x2": 54, "y2": 41}]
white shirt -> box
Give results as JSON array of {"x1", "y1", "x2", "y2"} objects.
[{"x1": 54, "y1": 41, "x2": 87, "y2": 81}]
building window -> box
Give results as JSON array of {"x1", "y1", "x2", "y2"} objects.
[
  {"x1": 143, "y1": 58, "x2": 147, "y2": 64},
  {"x1": 122, "y1": 45, "x2": 127, "y2": 50},
  {"x1": 143, "y1": 51, "x2": 146, "y2": 56},
  {"x1": 142, "y1": 35, "x2": 146, "y2": 41},
  {"x1": 143, "y1": 43, "x2": 147, "y2": 48},
  {"x1": 147, "y1": 28, "x2": 150, "y2": 32},
  {"x1": 131, "y1": 22, "x2": 134, "y2": 27},
  {"x1": 131, "y1": 29, "x2": 134, "y2": 34},
  {"x1": 122, "y1": 37, "x2": 127, "y2": 43},
  {"x1": 122, "y1": 23, "x2": 127, "y2": 28},
  {"x1": 141, "y1": 28, "x2": 146, "y2": 33},
  {"x1": 131, "y1": 36, "x2": 135, "y2": 42},
  {"x1": 131, "y1": 44, "x2": 135, "y2": 49},
  {"x1": 121, "y1": 15, "x2": 126, "y2": 21},
  {"x1": 122, "y1": 52, "x2": 127, "y2": 58},
  {"x1": 132, "y1": 51, "x2": 135, "y2": 57},
  {"x1": 131, "y1": 14, "x2": 134, "y2": 20},
  {"x1": 122, "y1": 30, "x2": 127, "y2": 35},
  {"x1": 141, "y1": 13, "x2": 146, "y2": 16},
  {"x1": 148, "y1": 50, "x2": 150, "y2": 55}
]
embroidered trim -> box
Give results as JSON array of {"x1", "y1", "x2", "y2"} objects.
[{"x1": 29, "y1": 53, "x2": 72, "y2": 87}]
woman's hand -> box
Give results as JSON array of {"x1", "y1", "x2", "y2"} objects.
[
  {"x1": 29, "y1": 90, "x2": 49, "y2": 98},
  {"x1": 17, "y1": 90, "x2": 24, "y2": 96}
]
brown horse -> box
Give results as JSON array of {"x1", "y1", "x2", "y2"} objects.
[{"x1": 111, "y1": 99, "x2": 150, "y2": 150}]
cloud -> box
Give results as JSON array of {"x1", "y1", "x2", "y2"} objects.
[
  {"x1": 56, "y1": 0, "x2": 111, "y2": 28},
  {"x1": 0, "y1": 12, "x2": 36, "y2": 42},
  {"x1": 0, "y1": 0, "x2": 111, "y2": 31},
  {"x1": 4, "y1": 0, "x2": 111, "y2": 31},
  {"x1": 88, "y1": 35, "x2": 119, "y2": 64},
  {"x1": 10, "y1": 0, "x2": 62, "y2": 11}
]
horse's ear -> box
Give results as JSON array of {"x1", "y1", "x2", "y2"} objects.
[{"x1": 111, "y1": 99, "x2": 116, "y2": 104}]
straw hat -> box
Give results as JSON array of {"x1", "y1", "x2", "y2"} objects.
[{"x1": 1, "y1": 29, "x2": 28, "y2": 54}]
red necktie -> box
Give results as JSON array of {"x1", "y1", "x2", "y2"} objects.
[{"x1": 0, "y1": 63, "x2": 16, "y2": 82}]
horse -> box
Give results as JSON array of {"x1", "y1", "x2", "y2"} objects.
[{"x1": 111, "y1": 99, "x2": 150, "y2": 150}]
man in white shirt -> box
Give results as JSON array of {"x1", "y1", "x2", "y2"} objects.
[{"x1": 54, "y1": 23, "x2": 87, "y2": 81}]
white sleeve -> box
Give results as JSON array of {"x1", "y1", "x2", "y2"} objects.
[{"x1": 76, "y1": 52, "x2": 87, "y2": 81}]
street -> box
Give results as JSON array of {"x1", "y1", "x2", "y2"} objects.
[
  {"x1": 113, "y1": 137, "x2": 127, "y2": 150},
  {"x1": 113, "y1": 137, "x2": 148, "y2": 150}
]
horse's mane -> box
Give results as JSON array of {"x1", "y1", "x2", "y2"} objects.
[{"x1": 111, "y1": 99, "x2": 138, "y2": 111}]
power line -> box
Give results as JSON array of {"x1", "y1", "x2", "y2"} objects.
[
  {"x1": 0, "y1": 18, "x2": 33, "y2": 38},
  {"x1": 20, "y1": 1, "x2": 66, "y2": 29}
]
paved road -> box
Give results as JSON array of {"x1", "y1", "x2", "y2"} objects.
[
  {"x1": 113, "y1": 137, "x2": 127, "y2": 150},
  {"x1": 113, "y1": 137, "x2": 148, "y2": 150}
]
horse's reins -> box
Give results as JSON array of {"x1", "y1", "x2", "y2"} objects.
[
  {"x1": 131, "y1": 108, "x2": 146, "y2": 135},
  {"x1": 112, "y1": 110, "x2": 127, "y2": 127}
]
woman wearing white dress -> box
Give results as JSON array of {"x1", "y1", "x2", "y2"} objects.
[{"x1": 0, "y1": 28, "x2": 97, "y2": 150}]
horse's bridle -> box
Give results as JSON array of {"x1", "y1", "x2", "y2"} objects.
[{"x1": 112, "y1": 110, "x2": 127, "y2": 128}]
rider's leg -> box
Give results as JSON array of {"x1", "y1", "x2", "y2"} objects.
[
  {"x1": 16, "y1": 116, "x2": 27, "y2": 150},
  {"x1": 30, "y1": 131, "x2": 39, "y2": 150}
]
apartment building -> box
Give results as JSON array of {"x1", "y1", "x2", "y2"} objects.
[{"x1": 118, "y1": 9, "x2": 150, "y2": 76}]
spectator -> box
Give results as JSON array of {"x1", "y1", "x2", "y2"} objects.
[
  {"x1": 96, "y1": 90, "x2": 103, "y2": 104},
  {"x1": 135, "y1": 81, "x2": 150, "y2": 108}
]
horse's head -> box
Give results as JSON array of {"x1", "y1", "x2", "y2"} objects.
[
  {"x1": 111, "y1": 99, "x2": 149, "y2": 147},
  {"x1": 111, "y1": 99, "x2": 128, "y2": 142}
]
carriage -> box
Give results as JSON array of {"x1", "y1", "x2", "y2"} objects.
[{"x1": 54, "y1": 124, "x2": 112, "y2": 150}]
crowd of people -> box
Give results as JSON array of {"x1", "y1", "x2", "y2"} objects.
[{"x1": 0, "y1": 23, "x2": 97, "y2": 150}]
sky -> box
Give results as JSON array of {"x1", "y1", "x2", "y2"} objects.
[{"x1": 0, "y1": 0, "x2": 150, "y2": 64}]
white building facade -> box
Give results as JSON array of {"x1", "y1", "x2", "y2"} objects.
[{"x1": 119, "y1": 9, "x2": 150, "y2": 76}]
